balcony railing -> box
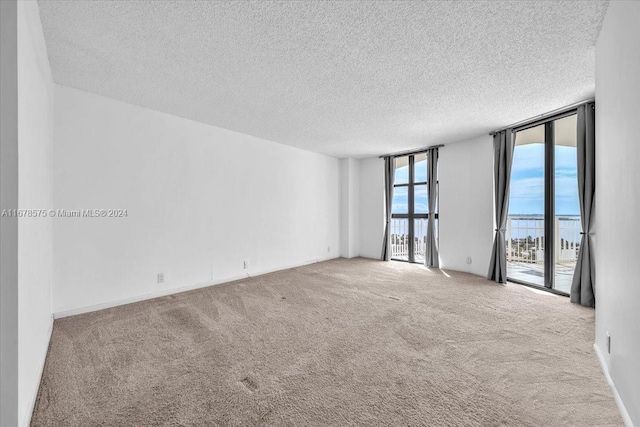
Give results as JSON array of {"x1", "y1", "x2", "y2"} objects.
[
  {"x1": 390, "y1": 218, "x2": 429, "y2": 261},
  {"x1": 389, "y1": 216, "x2": 581, "y2": 265},
  {"x1": 506, "y1": 215, "x2": 581, "y2": 264}
]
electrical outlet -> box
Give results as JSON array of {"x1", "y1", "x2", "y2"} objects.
[
  {"x1": 466, "y1": 256, "x2": 473, "y2": 265},
  {"x1": 606, "y1": 332, "x2": 611, "y2": 353},
  {"x1": 243, "y1": 261, "x2": 248, "y2": 269},
  {"x1": 157, "y1": 273, "x2": 164, "y2": 283}
]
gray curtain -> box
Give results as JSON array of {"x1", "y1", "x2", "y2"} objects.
[
  {"x1": 488, "y1": 130, "x2": 514, "y2": 283},
  {"x1": 425, "y1": 147, "x2": 439, "y2": 267},
  {"x1": 571, "y1": 103, "x2": 596, "y2": 307},
  {"x1": 381, "y1": 156, "x2": 395, "y2": 261}
]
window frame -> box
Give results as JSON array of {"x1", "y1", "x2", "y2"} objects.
[
  {"x1": 506, "y1": 109, "x2": 580, "y2": 295},
  {"x1": 391, "y1": 153, "x2": 438, "y2": 263}
]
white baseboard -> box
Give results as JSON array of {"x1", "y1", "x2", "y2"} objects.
[
  {"x1": 22, "y1": 314, "x2": 54, "y2": 427},
  {"x1": 594, "y1": 343, "x2": 635, "y2": 427},
  {"x1": 54, "y1": 279, "x2": 221, "y2": 319},
  {"x1": 54, "y1": 256, "x2": 338, "y2": 319}
]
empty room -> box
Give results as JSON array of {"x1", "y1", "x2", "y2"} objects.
[{"x1": 1, "y1": 0, "x2": 639, "y2": 426}]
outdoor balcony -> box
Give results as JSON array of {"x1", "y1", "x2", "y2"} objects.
[
  {"x1": 506, "y1": 215, "x2": 581, "y2": 294},
  {"x1": 390, "y1": 216, "x2": 581, "y2": 295}
]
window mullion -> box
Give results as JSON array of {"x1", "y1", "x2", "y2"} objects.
[{"x1": 408, "y1": 155, "x2": 415, "y2": 262}]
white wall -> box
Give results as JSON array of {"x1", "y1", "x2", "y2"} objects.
[
  {"x1": 356, "y1": 140, "x2": 494, "y2": 273},
  {"x1": 17, "y1": 1, "x2": 55, "y2": 425},
  {"x1": 595, "y1": 1, "x2": 640, "y2": 425},
  {"x1": 52, "y1": 86, "x2": 340, "y2": 314},
  {"x1": 358, "y1": 157, "x2": 384, "y2": 259},
  {"x1": 439, "y1": 136, "x2": 494, "y2": 276},
  {"x1": 339, "y1": 158, "x2": 360, "y2": 258}
]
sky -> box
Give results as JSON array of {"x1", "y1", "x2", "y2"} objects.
[
  {"x1": 391, "y1": 146, "x2": 580, "y2": 216},
  {"x1": 391, "y1": 159, "x2": 428, "y2": 214},
  {"x1": 508, "y1": 143, "x2": 580, "y2": 216}
]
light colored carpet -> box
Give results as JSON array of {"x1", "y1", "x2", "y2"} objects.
[{"x1": 32, "y1": 258, "x2": 622, "y2": 426}]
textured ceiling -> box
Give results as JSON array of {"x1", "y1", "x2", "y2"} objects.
[{"x1": 38, "y1": 1, "x2": 608, "y2": 158}]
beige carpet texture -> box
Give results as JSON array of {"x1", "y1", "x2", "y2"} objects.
[{"x1": 32, "y1": 258, "x2": 622, "y2": 426}]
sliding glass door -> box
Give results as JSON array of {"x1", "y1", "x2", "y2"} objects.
[
  {"x1": 507, "y1": 124, "x2": 546, "y2": 286},
  {"x1": 507, "y1": 114, "x2": 580, "y2": 293},
  {"x1": 390, "y1": 153, "x2": 436, "y2": 263},
  {"x1": 552, "y1": 114, "x2": 581, "y2": 293}
]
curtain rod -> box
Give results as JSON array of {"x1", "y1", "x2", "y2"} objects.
[
  {"x1": 379, "y1": 144, "x2": 444, "y2": 159},
  {"x1": 489, "y1": 98, "x2": 595, "y2": 136}
]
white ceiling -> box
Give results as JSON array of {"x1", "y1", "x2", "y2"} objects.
[{"x1": 37, "y1": 1, "x2": 608, "y2": 159}]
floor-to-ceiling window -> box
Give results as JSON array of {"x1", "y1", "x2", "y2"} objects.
[
  {"x1": 506, "y1": 113, "x2": 580, "y2": 294},
  {"x1": 390, "y1": 152, "x2": 437, "y2": 263}
]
